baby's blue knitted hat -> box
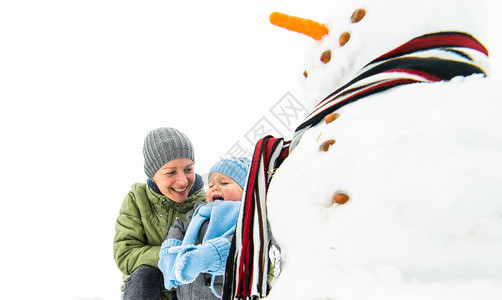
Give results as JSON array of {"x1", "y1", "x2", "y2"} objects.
[{"x1": 209, "y1": 157, "x2": 251, "y2": 189}]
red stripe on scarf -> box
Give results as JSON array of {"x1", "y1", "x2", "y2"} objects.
[
  {"x1": 237, "y1": 139, "x2": 264, "y2": 296},
  {"x1": 318, "y1": 78, "x2": 420, "y2": 114},
  {"x1": 263, "y1": 138, "x2": 277, "y2": 187},
  {"x1": 376, "y1": 32, "x2": 488, "y2": 62}
]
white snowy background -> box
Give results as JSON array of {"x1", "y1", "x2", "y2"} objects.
[{"x1": 0, "y1": 1, "x2": 501, "y2": 299}]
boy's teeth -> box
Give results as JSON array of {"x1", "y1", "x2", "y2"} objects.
[{"x1": 173, "y1": 187, "x2": 186, "y2": 192}]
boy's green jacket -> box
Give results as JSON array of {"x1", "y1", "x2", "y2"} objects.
[{"x1": 113, "y1": 182, "x2": 205, "y2": 299}]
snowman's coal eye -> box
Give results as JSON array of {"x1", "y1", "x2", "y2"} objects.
[
  {"x1": 303, "y1": 8, "x2": 366, "y2": 78},
  {"x1": 320, "y1": 49, "x2": 332, "y2": 64},
  {"x1": 339, "y1": 32, "x2": 351, "y2": 46},
  {"x1": 332, "y1": 192, "x2": 350, "y2": 205},
  {"x1": 351, "y1": 8, "x2": 366, "y2": 23}
]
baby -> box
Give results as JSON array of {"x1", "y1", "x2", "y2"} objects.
[{"x1": 158, "y1": 157, "x2": 251, "y2": 299}]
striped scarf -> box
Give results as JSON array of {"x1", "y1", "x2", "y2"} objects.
[{"x1": 223, "y1": 31, "x2": 488, "y2": 299}]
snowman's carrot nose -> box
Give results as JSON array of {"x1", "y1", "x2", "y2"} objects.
[{"x1": 269, "y1": 12, "x2": 329, "y2": 41}]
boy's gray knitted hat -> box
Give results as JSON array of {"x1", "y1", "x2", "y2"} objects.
[{"x1": 143, "y1": 127, "x2": 194, "y2": 179}]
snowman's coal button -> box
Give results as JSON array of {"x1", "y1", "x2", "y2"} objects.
[
  {"x1": 320, "y1": 49, "x2": 331, "y2": 63},
  {"x1": 325, "y1": 112, "x2": 340, "y2": 124},
  {"x1": 320, "y1": 139, "x2": 336, "y2": 151},
  {"x1": 339, "y1": 32, "x2": 350, "y2": 46},
  {"x1": 303, "y1": 70, "x2": 308, "y2": 78},
  {"x1": 332, "y1": 193, "x2": 350, "y2": 205},
  {"x1": 351, "y1": 8, "x2": 366, "y2": 23}
]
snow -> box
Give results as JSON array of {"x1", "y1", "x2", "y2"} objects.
[
  {"x1": 266, "y1": 0, "x2": 502, "y2": 299},
  {"x1": 0, "y1": 0, "x2": 501, "y2": 299},
  {"x1": 301, "y1": 0, "x2": 489, "y2": 108},
  {"x1": 266, "y1": 78, "x2": 502, "y2": 299}
]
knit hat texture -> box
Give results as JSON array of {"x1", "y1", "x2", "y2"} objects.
[
  {"x1": 143, "y1": 127, "x2": 194, "y2": 179},
  {"x1": 209, "y1": 157, "x2": 251, "y2": 189}
]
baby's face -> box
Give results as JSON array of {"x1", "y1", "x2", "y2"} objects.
[{"x1": 206, "y1": 172, "x2": 243, "y2": 202}]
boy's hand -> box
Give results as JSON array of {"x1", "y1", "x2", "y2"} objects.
[
  {"x1": 173, "y1": 243, "x2": 214, "y2": 284},
  {"x1": 158, "y1": 239, "x2": 182, "y2": 290},
  {"x1": 173, "y1": 237, "x2": 231, "y2": 284}
]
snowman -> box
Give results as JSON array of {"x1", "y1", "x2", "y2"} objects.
[{"x1": 225, "y1": 0, "x2": 502, "y2": 299}]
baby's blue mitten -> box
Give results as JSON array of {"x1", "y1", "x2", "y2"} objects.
[
  {"x1": 158, "y1": 238, "x2": 182, "y2": 290},
  {"x1": 173, "y1": 237, "x2": 231, "y2": 284}
]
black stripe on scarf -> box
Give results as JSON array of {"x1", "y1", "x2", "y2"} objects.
[{"x1": 296, "y1": 57, "x2": 485, "y2": 132}]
